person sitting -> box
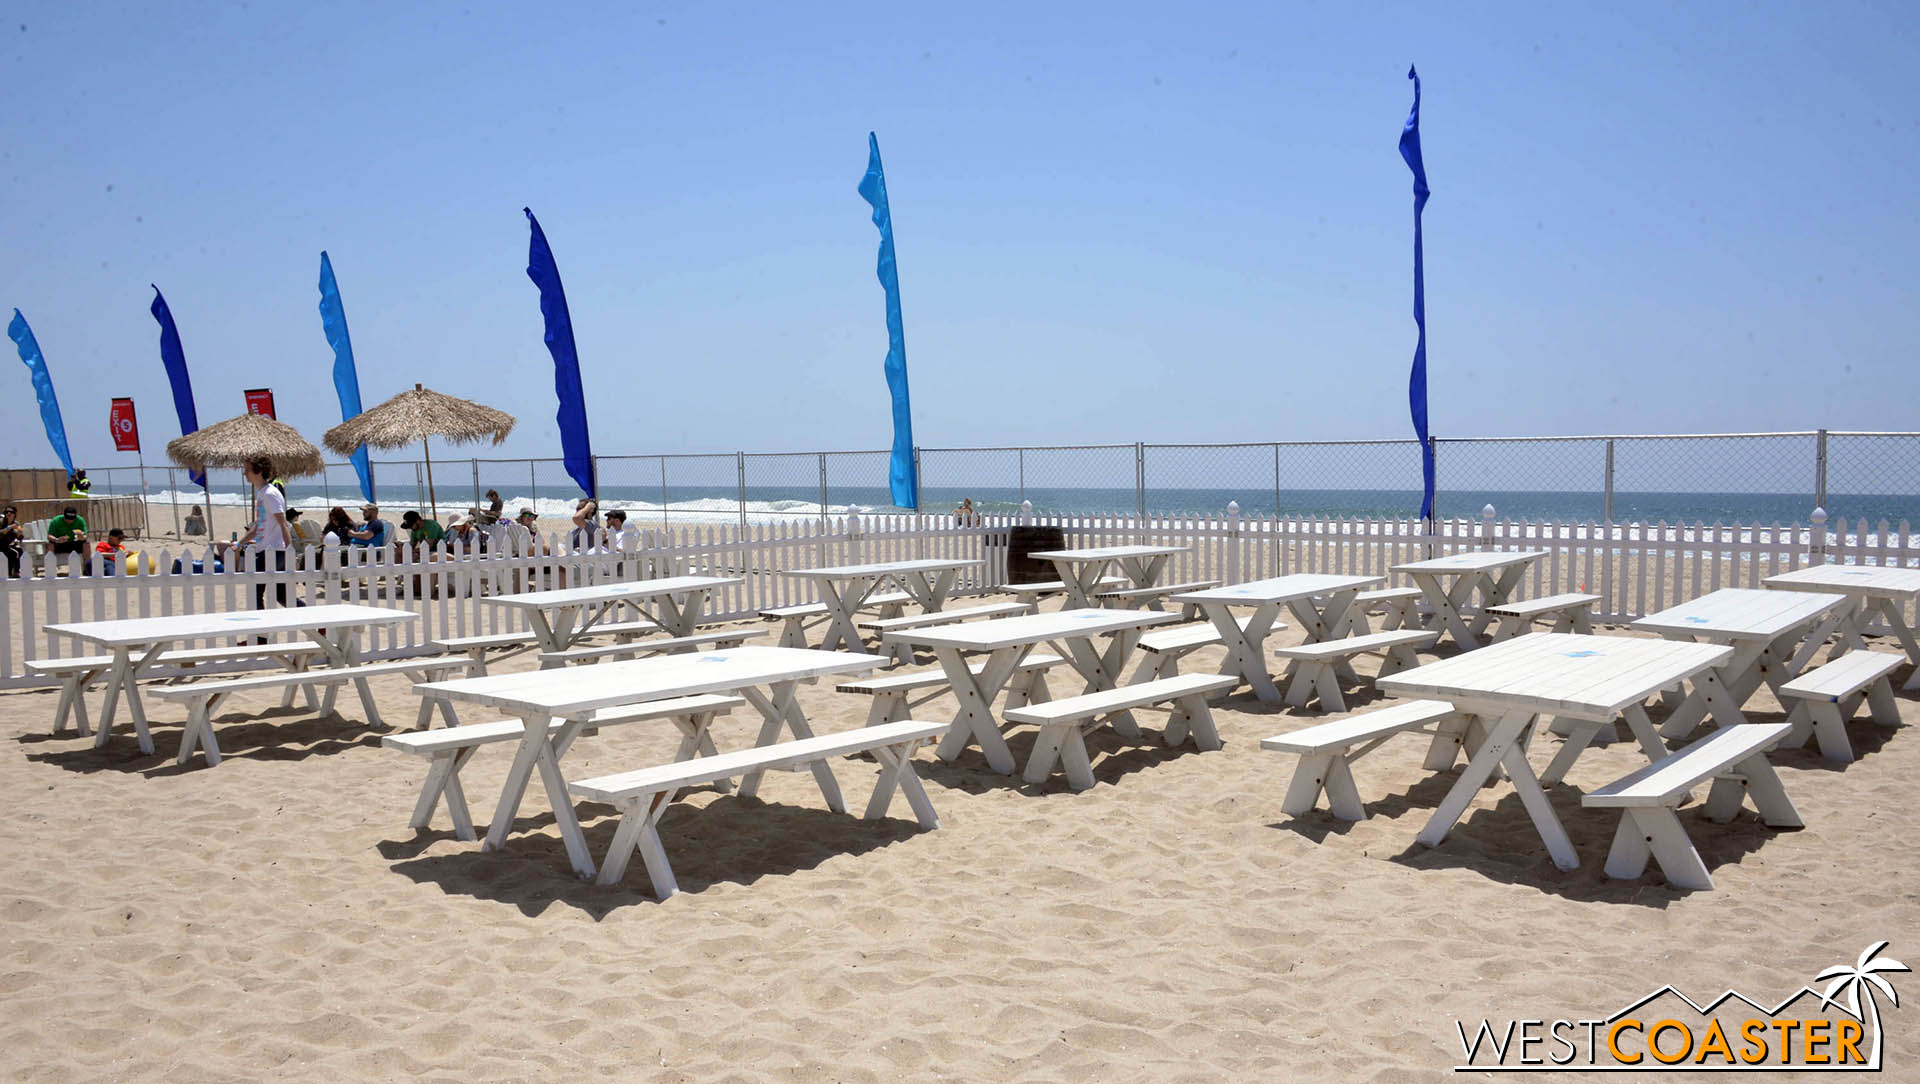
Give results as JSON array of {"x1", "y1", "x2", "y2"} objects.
[
  {"x1": 953, "y1": 497, "x2": 981, "y2": 526},
  {"x1": 605, "y1": 509, "x2": 640, "y2": 553},
  {"x1": 47, "y1": 505, "x2": 88, "y2": 562},
  {"x1": 287, "y1": 508, "x2": 323, "y2": 547},
  {"x1": 1, "y1": 505, "x2": 23, "y2": 578},
  {"x1": 568, "y1": 498, "x2": 601, "y2": 554},
  {"x1": 443, "y1": 512, "x2": 483, "y2": 553},
  {"x1": 401, "y1": 510, "x2": 444, "y2": 552},
  {"x1": 183, "y1": 504, "x2": 207, "y2": 536},
  {"x1": 67, "y1": 470, "x2": 92, "y2": 499},
  {"x1": 479, "y1": 489, "x2": 505, "y2": 526},
  {"x1": 93, "y1": 527, "x2": 128, "y2": 574},
  {"x1": 349, "y1": 503, "x2": 391, "y2": 548},
  {"x1": 322, "y1": 506, "x2": 355, "y2": 546}
]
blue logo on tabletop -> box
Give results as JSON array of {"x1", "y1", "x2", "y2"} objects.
[
  {"x1": 225, "y1": 616, "x2": 263, "y2": 622},
  {"x1": 698, "y1": 655, "x2": 729, "y2": 662},
  {"x1": 1684, "y1": 616, "x2": 1709, "y2": 623},
  {"x1": 1564, "y1": 650, "x2": 1601, "y2": 658}
]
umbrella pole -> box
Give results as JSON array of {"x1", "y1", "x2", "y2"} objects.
[{"x1": 423, "y1": 440, "x2": 437, "y2": 517}]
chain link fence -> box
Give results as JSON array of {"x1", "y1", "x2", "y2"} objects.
[{"x1": 74, "y1": 431, "x2": 1920, "y2": 538}]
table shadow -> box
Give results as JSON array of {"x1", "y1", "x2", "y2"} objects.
[
  {"x1": 20, "y1": 706, "x2": 391, "y2": 776},
  {"x1": 910, "y1": 721, "x2": 1210, "y2": 797},
  {"x1": 383, "y1": 795, "x2": 926, "y2": 918}
]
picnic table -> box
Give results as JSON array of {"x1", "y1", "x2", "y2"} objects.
[
  {"x1": 1027, "y1": 545, "x2": 1187, "y2": 608},
  {"x1": 1765, "y1": 564, "x2": 1920, "y2": 689},
  {"x1": 1170, "y1": 573, "x2": 1385, "y2": 703},
  {"x1": 46, "y1": 604, "x2": 418, "y2": 754},
  {"x1": 1632, "y1": 587, "x2": 1847, "y2": 739},
  {"x1": 481, "y1": 575, "x2": 741, "y2": 661},
  {"x1": 788, "y1": 557, "x2": 981, "y2": 651},
  {"x1": 1391, "y1": 550, "x2": 1547, "y2": 650},
  {"x1": 882, "y1": 607, "x2": 1184, "y2": 779},
  {"x1": 414, "y1": 644, "x2": 887, "y2": 877},
  {"x1": 1376, "y1": 632, "x2": 1733, "y2": 870}
]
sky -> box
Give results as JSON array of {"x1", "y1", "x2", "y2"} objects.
[{"x1": 2, "y1": 0, "x2": 1916, "y2": 478}]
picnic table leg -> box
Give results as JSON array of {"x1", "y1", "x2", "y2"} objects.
[
  {"x1": 530, "y1": 610, "x2": 571, "y2": 668},
  {"x1": 668, "y1": 709, "x2": 731, "y2": 791},
  {"x1": 1319, "y1": 588, "x2": 1363, "y2": 640},
  {"x1": 817, "y1": 577, "x2": 877, "y2": 652},
  {"x1": 932, "y1": 645, "x2": 1022, "y2": 774},
  {"x1": 410, "y1": 748, "x2": 478, "y2": 839},
  {"x1": 1658, "y1": 641, "x2": 1759, "y2": 739},
  {"x1": 484, "y1": 713, "x2": 579, "y2": 856},
  {"x1": 1045, "y1": 558, "x2": 1095, "y2": 609},
  {"x1": 594, "y1": 792, "x2": 680, "y2": 895},
  {"x1": 1471, "y1": 567, "x2": 1529, "y2": 639},
  {"x1": 1417, "y1": 711, "x2": 1540, "y2": 851},
  {"x1": 1410, "y1": 573, "x2": 1477, "y2": 650},
  {"x1": 736, "y1": 681, "x2": 847, "y2": 813},
  {"x1": 647, "y1": 591, "x2": 701, "y2": 639},
  {"x1": 1205, "y1": 600, "x2": 1280, "y2": 703},
  {"x1": 867, "y1": 739, "x2": 940, "y2": 827},
  {"x1": 1057, "y1": 630, "x2": 1143, "y2": 737}
]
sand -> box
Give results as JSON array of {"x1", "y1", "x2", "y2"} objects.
[{"x1": 1, "y1": 595, "x2": 1915, "y2": 1082}]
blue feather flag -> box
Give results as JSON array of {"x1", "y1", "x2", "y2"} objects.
[
  {"x1": 318, "y1": 252, "x2": 375, "y2": 502},
  {"x1": 523, "y1": 208, "x2": 596, "y2": 498},
  {"x1": 150, "y1": 286, "x2": 204, "y2": 489},
  {"x1": 7, "y1": 310, "x2": 75, "y2": 475},
  {"x1": 1399, "y1": 65, "x2": 1435, "y2": 523},
  {"x1": 858, "y1": 133, "x2": 917, "y2": 510}
]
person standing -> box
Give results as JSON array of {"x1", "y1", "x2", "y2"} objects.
[
  {"x1": 67, "y1": 470, "x2": 92, "y2": 499},
  {"x1": 236, "y1": 456, "x2": 301, "y2": 612},
  {"x1": 1, "y1": 505, "x2": 25, "y2": 578}
]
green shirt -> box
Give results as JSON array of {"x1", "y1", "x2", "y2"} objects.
[
  {"x1": 47, "y1": 512, "x2": 87, "y2": 541},
  {"x1": 409, "y1": 519, "x2": 445, "y2": 545}
]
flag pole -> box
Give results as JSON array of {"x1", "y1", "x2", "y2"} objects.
[{"x1": 135, "y1": 449, "x2": 151, "y2": 537}]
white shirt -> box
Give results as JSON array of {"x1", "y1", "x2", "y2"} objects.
[
  {"x1": 611, "y1": 523, "x2": 641, "y2": 552},
  {"x1": 254, "y1": 485, "x2": 289, "y2": 550}
]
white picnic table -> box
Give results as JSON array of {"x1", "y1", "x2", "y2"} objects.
[
  {"x1": 882, "y1": 607, "x2": 1184, "y2": 780},
  {"x1": 788, "y1": 557, "x2": 982, "y2": 651},
  {"x1": 1765, "y1": 564, "x2": 1920, "y2": 689},
  {"x1": 1391, "y1": 549, "x2": 1547, "y2": 650},
  {"x1": 1170, "y1": 573, "x2": 1386, "y2": 703},
  {"x1": 481, "y1": 575, "x2": 741, "y2": 662},
  {"x1": 1027, "y1": 545, "x2": 1187, "y2": 608},
  {"x1": 1376, "y1": 632, "x2": 1734, "y2": 871},
  {"x1": 46, "y1": 604, "x2": 417, "y2": 755},
  {"x1": 1632, "y1": 587, "x2": 1847, "y2": 740},
  {"x1": 414, "y1": 644, "x2": 886, "y2": 878}
]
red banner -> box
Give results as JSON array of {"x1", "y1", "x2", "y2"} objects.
[
  {"x1": 244, "y1": 388, "x2": 276, "y2": 418},
  {"x1": 110, "y1": 397, "x2": 140, "y2": 452}
]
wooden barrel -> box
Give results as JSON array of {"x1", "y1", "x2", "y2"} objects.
[{"x1": 1006, "y1": 526, "x2": 1065, "y2": 584}]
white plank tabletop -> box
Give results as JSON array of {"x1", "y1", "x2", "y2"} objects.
[
  {"x1": 415, "y1": 644, "x2": 885, "y2": 718},
  {"x1": 881, "y1": 607, "x2": 1183, "y2": 651},
  {"x1": 1376, "y1": 633, "x2": 1732, "y2": 719},
  {"x1": 47, "y1": 604, "x2": 416, "y2": 647},
  {"x1": 1765, "y1": 564, "x2": 1920, "y2": 599},
  {"x1": 1172, "y1": 573, "x2": 1385, "y2": 606},
  {"x1": 1028, "y1": 544, "x2": 1187, "y2": 563},
  {"x1": 1633, "y1": 587, "x2": 1846, "y2": 641},
  {"x1": 481, "y1": 575, "x2": 741, "y2": 610},
  {"x1": 1391, "y1": 549, "x2": 1547, "y2": 574},
  {"x1": 788, "y1": 558, "x2": 982, "y2": 579}
]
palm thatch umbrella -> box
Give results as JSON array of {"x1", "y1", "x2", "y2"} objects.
[
  {"x1": 323, "y1": 383, "x2": 515, "y2": 514},
  {"x1": 165, "y1": 412, "x2": 327, "y2": 478}
]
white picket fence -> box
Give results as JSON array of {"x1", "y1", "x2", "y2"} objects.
[{"x1": 1, "y1": 509, "x2": 1912, "y2": 689}]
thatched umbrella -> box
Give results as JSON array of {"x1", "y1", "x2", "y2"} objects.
[
  {"x1": 323, "y1": 383, "x2": 515, "y2": 514},
  {"x1": 165, "y1": 412, "x2": 327, "y2": 478}
]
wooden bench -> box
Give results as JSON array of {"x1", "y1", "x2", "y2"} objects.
[
  {"x1": 568, "y1": 719, "x2": 947, "y2": 896},
  {"x1": 1003, "y1": 673, "x2": 1238, "y2": 790},
  {"x1": 29, "y1": 642, "x2": 327, "y2": 737},
  {"x1": 537, "y1": 628, "x2": 765, "y2": 667},
  {"x1": 860, "y1": 601, "x2": 1033, "y2": 664},
  {"x1": 1584, "y1": 721, "x2": 1800, "y2": 891},
  {"x1": 837, "y1": 653, "x2": 1064, "y2": 727},
  {"x1": 1095, "y1": 579, "x2": 1221, "y2": 618},
  {"x1": 1486, "y1": 592, "x2": 1601, "y2": 642},
  {"x1": 1260, "y1": 699, "x2": 1457, "y2": 820},
  {"x1": 1004, "y1": 577, "x2": 1126, "y2": 606},
  {"x1": 1777, "y1": 650, "x2": 1904, "y2": 763},
  {"x1": 151, "y1": 657, "x2": 465, "y2": 766},
  {"x1": 757, "y1": 591, "x2": 913, "y2": 648},
  {"x1": 383, "y1": 693, "x2": 744, "y2": 840},
  {"x1": 1351, "y1": 587, "x2": 1422, "y2": 633},
  {"x1": 1133, "y1": 617, "x2": 1270, "y2": 683},
  {"x1": 1273, "y1": 629, "x2": 1438, "y2": 713}
]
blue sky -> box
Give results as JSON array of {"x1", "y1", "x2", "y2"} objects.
[{"x1": 3, "y1": 1, "x2": 1915, "y2": 475}]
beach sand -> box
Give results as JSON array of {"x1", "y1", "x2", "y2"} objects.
[{"x1": 0, "y1": 595, "x2": 1915, "y2": 1081}]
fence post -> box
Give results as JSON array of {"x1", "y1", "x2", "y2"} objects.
[
  {"x1": 529, "y1": 461, "x2": 538, "y2": 516},
  {"x1": 736, "y1": 451, "x2": 748, "y2": 533},
  {"x1": 817, "y1": 452, "x2": 829, "y2": 534},
  {"x1": 1810, "y1": 506, "x2": 1828, "y2": 565},
  {"x1": 167, "y1": 467, "x2": 182, "y2": 537},
  {"x1": 845, "y1": 509, "x2": 861, "y2": 565},
  {"x1": 1273, "y1": 443, "x2": 1281, "y2": 520},
  {"x1": 1225, "y1": 501, "x2": 1241, "y2": 584},
  {"x1": 658, "y1": 456, "x2": 670, "y2": 528},
  {"x1": 1603, "y1": 439, "x2": 1615, "y2": 523},
  {"x1": 1481, "y1": 504, "x2": 1497, "y2": 550},
  {"x1": 1815, "y1": 429, "x2": 1829, "y2": 512},
  {"x1": 1018, "y1": 448, "x2": 1026, "y2": 506},
  {"x1": 471, "y1": 459, "x2": 481, "y2": 518}
]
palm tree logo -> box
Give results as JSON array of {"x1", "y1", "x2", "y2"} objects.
[{"x1": 1817, "y1": 941, "x2": 1908, "y2": 1068}]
